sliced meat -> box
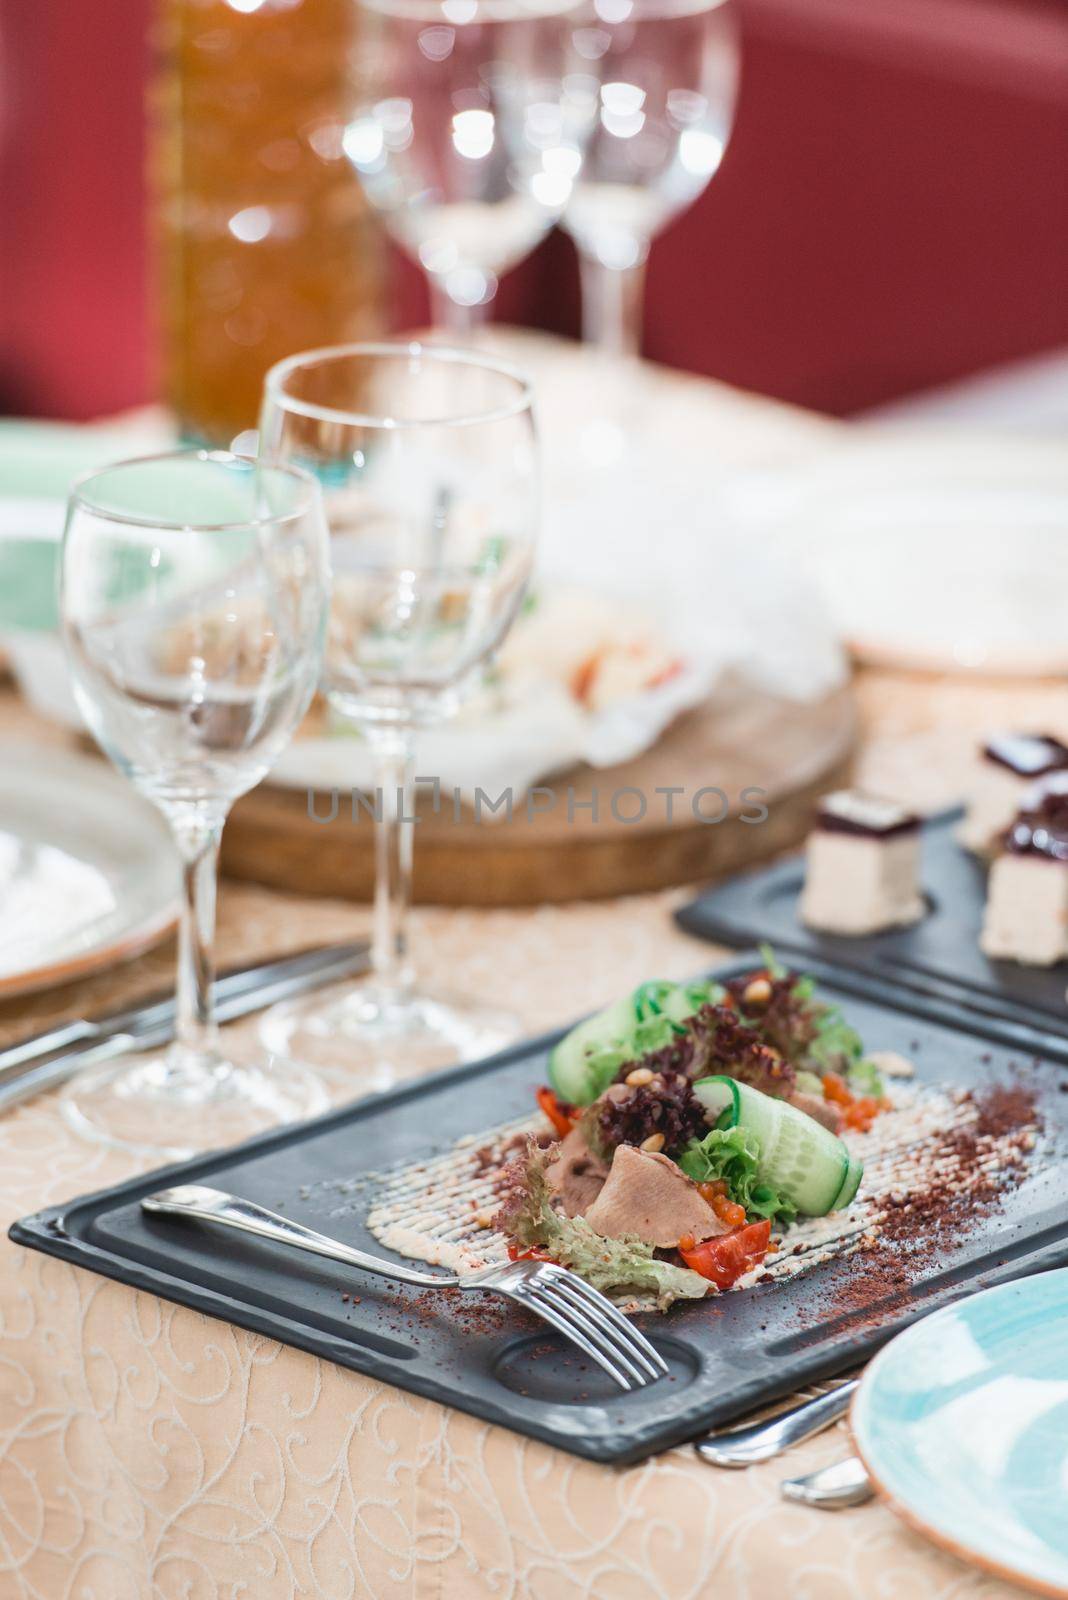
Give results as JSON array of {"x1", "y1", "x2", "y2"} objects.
[
  {"x1": 583, "y1": 1145, "x2": 727, "y2": 1248},
  {"x1": 544, "y1": 1127, "x2": 609, "y2": 1218},
  {"x1": 789, "y1": 1090, "x2": 842, "y2": 1134}
]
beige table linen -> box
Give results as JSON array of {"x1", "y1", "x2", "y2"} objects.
[
  {"x1": 3, "y1": 669, "x2": 1066, "y2": 1599},
  {"x1": 3, "y1": 332, "x2": 1065, "y2": 1599}
]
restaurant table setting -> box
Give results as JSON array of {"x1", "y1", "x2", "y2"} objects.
[
  {"x1": 5, "y1": 0, "x2": 1068, "y2": 1589},
  {"x1": 4, "y1": 314, "x2": 1068, "y2": 1597},
  {"x1": 5, "y1": 0, "x2": 1068, "y2": 1576}
]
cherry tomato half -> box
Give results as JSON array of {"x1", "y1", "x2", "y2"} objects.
[
  {"x1": 507, "y1": 1242, "x2": 556, "y2": 1263},
  {"x1": 679, "y1": 1220, "x2": 772, "y2": 1290},
  {"x1": 536, "y1": 1085, "x2": 577, "y2": 1138}
]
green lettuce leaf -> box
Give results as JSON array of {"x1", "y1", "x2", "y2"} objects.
[
  {"x1": 807, "y1": 1011, "x2": 865, "y2": 1074},
  {"x1": 574, "y1": 1044, "x2": 631, "y2": 1103},
  {"x1": 497, "y1": 1145, "x2": 709, "y2": 1310},
  {"x1": 757, "y1": 944, "x2": 871, "y2": 1085},
  {"x1": 631, "y1": 1012, "x2": 679, "y2": 1053},
  {"x1": 678, "y1": 1125, "x2": 798, "y2": 1226},
  {"x1": 632, "y1": 979, "x2": 678, "y2": 1020},
  {"x1": 759, "y1": 942, "x2": 787, "y2": 979},
  {"x1": 845, "y1": 1057, "x2": 886, "y2": 1097},
  {"x1": 681, "y1": 978, "x2": 727, "y2": 1011}
]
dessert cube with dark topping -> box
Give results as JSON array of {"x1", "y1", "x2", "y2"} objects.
[
  {"x1": 800, "y1": 790, "x2": 924, "y2": 936},
  {"x1": 981, "y1": 777, "x2": 1068, "y2": 966},
  {"x1": 960, "y1": 732, "x2": 1068, "y2": 857}
]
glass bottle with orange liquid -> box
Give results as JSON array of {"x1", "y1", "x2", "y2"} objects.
[{"x1": 156, "y1": 0, "x2": 383, "y2": 446}]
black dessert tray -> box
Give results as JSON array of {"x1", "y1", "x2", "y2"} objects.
[
  {"x1": 11, "y1": 954, "x2": 1068, "y2": 1465},
  {"x1": 677, "y1": 808, "x2": 1068, "y2": 1045}
]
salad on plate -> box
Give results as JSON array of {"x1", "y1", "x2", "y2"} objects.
[{"x1": 494, "y1": 949, "x2": 888, "y2": 1308}]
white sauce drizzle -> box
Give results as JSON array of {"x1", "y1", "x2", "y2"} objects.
[{"x1": 326, "y1": 1082, "x2": 1039, "y2": 1306}]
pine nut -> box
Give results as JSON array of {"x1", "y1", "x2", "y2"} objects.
[
  {"x1": 640, "y1": 1133, "x2": 665, "y2": 1152},
  {"x1": 743, "y1": 976, "x2": 773, "y2": 1005},
  {"x1": 625, "y1": 1067, "x2": 654, "y2": 1086}
]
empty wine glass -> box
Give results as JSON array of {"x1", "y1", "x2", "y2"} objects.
[
  {"x1": 257, "y1": 342, "x2": 537, "y2": 1085},
  {"x1": 345, "y1": 0, "x2": 584, "y2": 332},
  {"x1": 59, "y1": 451, "x2": 331, "y2": 1157},
  {"x1": 562, "y1": 0, "x2": 739, "y2": 361}
]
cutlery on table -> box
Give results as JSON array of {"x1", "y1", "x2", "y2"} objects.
[
  {"x1": 142, "y1": 1183, "x2": 668, "y2": 1393},
  {"x1": 695, "y1": 1273, "x2": 1048, "y2": 1474},
  {"x1": 780, "y1": 1455, "x2": 874, "y2": 1509},
  {"x1": 694, "y1": 1378, "x2": 858, "y2": 1467},
  {"x1": 0, "y1": 941, "x2": 369, "y2": 1113}
]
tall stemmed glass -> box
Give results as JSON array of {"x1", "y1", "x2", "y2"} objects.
[
  {"x1": 257, "y1": 343, "x2": 537, "y2": 1085},
  {"x1": 59, "y1": 451, "x2": 331, "y2": 1158},
  {"x1": 562, "y1": 0, "x2": 739, "y2": 362},
  {"x1": 346, "y1": 0, "x2": 584, "y2": 333}
]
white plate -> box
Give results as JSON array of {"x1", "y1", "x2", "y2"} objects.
[
  {"x1": 786, "y1": 433, "x2": 1068, "y2": 675},
  {"x1": 0, "y1": 745, "x2": 181, "y2": 998}
]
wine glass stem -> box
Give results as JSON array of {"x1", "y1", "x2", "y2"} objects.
[
  {"x1": 172, "y1": 815, "x2": 224, "y2": 1073},
  {"x1": 370, "y1": 736, "x2": 415, "y2": 1004},
  {"x1": 578, "y1": 250, "x2": 647, "y2": 360},
  {"x1": 427, "y1": 275, "x2": 490, "y2": 338}
]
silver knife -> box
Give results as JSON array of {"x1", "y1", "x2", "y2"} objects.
[
  {"x1": 0, "y1": 940, "x2": 368, "y2": 1076},
  {"x1": 0, "y1": 940, "x2": 368, "y2": 1113},
  {"x1": 780, "y1": 1455, "x2": 874, "y2": 1508},
  {"x1": 694, "y1": 1379, "x2": 859, "y2": 1468}
]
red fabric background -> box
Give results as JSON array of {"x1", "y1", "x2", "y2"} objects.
[
  {"x1": 0, "y1": 0, "x2": 154, "y2": 419},
  {"x1": 2, "y1": 0, "x2": 1067, "y2": 421}
]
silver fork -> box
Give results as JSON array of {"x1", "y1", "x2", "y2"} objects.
[{"x1": 142, "y1": 1184, "x2": 667, "y2": 1392}]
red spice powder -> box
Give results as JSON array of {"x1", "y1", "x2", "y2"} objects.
[{"x1": 823, "y1": 1081, "x2": 1041, "y2": 1330}]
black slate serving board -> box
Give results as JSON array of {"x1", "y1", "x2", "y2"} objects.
[
  {"x1": 677, "y1": 809, "x2": 1068, "y2": 1044},
  {"x1": 11, "y1": 953, "x2": 1068, "y2": 1465}
]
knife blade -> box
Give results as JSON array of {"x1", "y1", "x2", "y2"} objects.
[
  {"x1": 694, "y1": 1379, "x2": 859, "y2": 1468},
  {"x1": 780, "y1": 1455, "x2": 874, "y2": 1508},
  {"x1": 0, "y1": 941, "x2": 368, "y2": 1076},
  {"x1": 0, "y1": 939, "x2": 369, "y2": 1113}
]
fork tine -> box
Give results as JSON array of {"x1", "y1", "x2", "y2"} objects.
[
  {"x1": 534, "y1": 1278, "x2": 655, "y2": 1386},
  {"x1": 544, "y1": 1268, "x2": 668, "y2": 1379},
  {"x1": 522, "y1": 1280, "x2": 650, "y2": 1388},
  {"x1": 511, "y1": 1281, "x2": 636, "y2": 1391}
]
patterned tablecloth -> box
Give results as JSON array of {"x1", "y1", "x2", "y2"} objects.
[
  {"x1": 5, "y1": 672, "x2": 1065, "y2": 1600},
  {"x1": 4, "y1": 361, "x2": 1067, "y2": 1599}
]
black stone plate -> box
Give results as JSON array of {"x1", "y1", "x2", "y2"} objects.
[
  {"x1": 11, "y1": 953, "x2": 1068, "y2": 1465},
  {"x1": 677, "y1": 809, "x2": 1068, "y2": 1046}
]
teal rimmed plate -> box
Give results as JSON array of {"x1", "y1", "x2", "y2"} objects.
[{"x1": 852, "y1": 1272, "x2": 1068, "y2": 1598}]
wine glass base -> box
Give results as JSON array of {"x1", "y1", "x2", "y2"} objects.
[
  {"x1": 258, "y1": 978, "x2": 520, "y2": 1091},
  {"x1": 60, "y1": 1046, "x2": 329, "y2": 1162}
]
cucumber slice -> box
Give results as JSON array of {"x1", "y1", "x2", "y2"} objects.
[
  {"x1": 633, "y1": 980, "x2": 673, "y2": 1022},
  {"x1": 548, "y1": 995, "x2": 636, "y2": 1104},
  {"x1": 549, "y1": 979, "x2": 706, "y2": 1104},
  {"x1": 692, "y1": 1075, "x2": 855, "y2": 1216},
  {"x1": 831, "y1": 1154, "x2": 864, "y2": 1211},
  {"x1": 660, "y1": 986, "x2": 691, "y2": 1025},
  {"x1": 690, "y1": 1076, "x2": 738, "y2": 1127}
]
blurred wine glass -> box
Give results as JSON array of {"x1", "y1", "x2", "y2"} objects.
[
  {"x1": 562, "y1": 0, "x2": 739, "y2": 365},
  {"x1": 257, "y1": 342, "x2": 537, "y2": 1085},
  {"x1": 345, "y1": 0, "x2": 584, "y2": 333},
  {"x1": 60, "y1": 451, "x2": 331, "y2": 1158}
]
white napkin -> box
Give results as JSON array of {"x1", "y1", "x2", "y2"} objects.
[
  {"x1": 268, "y1": 660, "x2": 718, "y2": 805},
  {"x1": 0, "y1": 388, "x2": 849, "y2": 799}
]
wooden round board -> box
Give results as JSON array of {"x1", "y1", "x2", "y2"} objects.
[{"x1": 223, "y1": 682, "x2": 856, "y2": 906}]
